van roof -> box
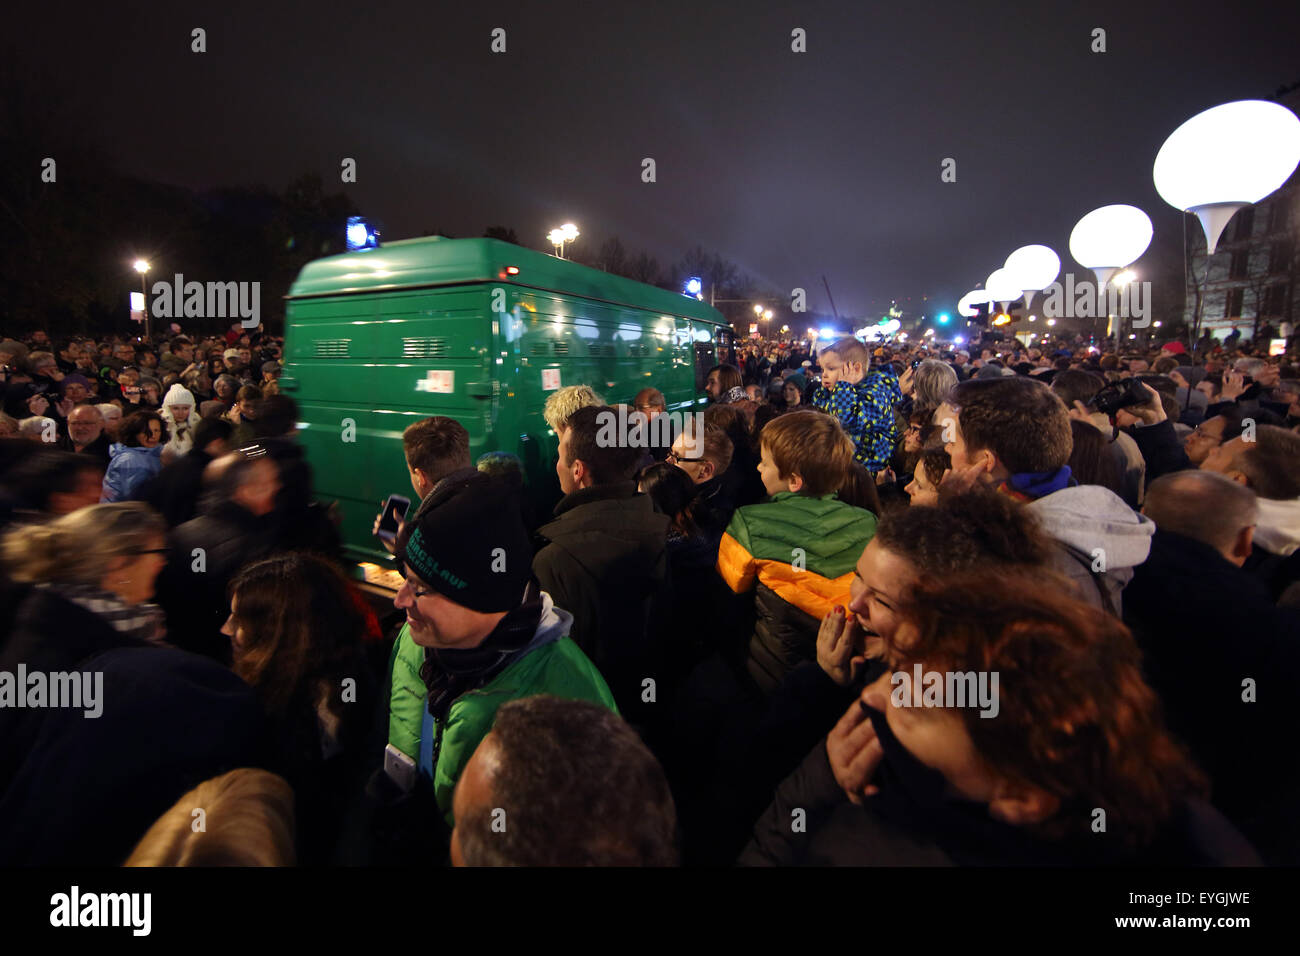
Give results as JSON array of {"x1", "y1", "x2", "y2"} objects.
[{"x1": 287, "y1": 236, "x2": 727, "y2": 323}]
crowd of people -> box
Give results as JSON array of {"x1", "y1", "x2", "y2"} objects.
[{"x1": 1, "y1": 320, "x2": 1298, "y2": 867}]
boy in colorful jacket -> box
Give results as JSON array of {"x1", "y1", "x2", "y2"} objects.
[
  {"x1": 812, "y1": 337, "x2": 902, "y2": 472},
  {"x1": 717, "y1": 411, "x2": 878, "y2": 694}
]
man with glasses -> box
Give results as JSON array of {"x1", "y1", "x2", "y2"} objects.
[
  {"x1": 59, "y1": 403, "x2": 111, "y2": 466},
  {"x1": 1183, "y1": 408, "x2": 1249, "y2": 466}
]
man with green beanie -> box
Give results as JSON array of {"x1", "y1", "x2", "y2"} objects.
[{"x1": 379, "y1": 473, "x2": 617, "y2": 837}]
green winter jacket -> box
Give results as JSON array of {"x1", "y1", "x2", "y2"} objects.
[{"x1": 386, "y1": 594, "x2": 617, "y2": 826}]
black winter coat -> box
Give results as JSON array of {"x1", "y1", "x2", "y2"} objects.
[
  {"x1": 1124, "y1": 529, "x2": 1300, "y2": 863},
  {"x1": 155, "y1": 500, "x2": 278, "y2": 662},
  {"x1": 0, "y1": 585, "x2": 155, "y2": 796},
  {"x1": 533, "y1": 481, "x2": 670, "y2": 720},
  {"x1": 741, "y1": 738, "x2": 1260, "y2": 866}
]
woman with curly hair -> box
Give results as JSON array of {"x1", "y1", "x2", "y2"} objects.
[{"x1": 743, "y1": 565, "x2": 1256, "y2": 865}]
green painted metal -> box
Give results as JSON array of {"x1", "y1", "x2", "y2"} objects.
[{"x1": 282, "y1": 237, "x2": 733, "y2": 568}]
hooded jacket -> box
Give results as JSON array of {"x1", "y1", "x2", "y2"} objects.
[
  {"x1": 384, "y1": 589, "x2": 616, "y2": 825},
  {"x1": 812, "y1": 367, "x2": 903, "y2": 472},
  {"x1": 100, "y1": 441, "x2": 164, "y2": 503},
  {"x1": 1245, "y1": 496, "x2": 1300, "y2": 602},
  {"x1": 1025, "y1": 484, "x2": 1155, "y2": 616},
  {"x1": 718, "y1": 492, "x2": 878, "y2": 694},
  {"x1": 160, "y1": 384, "x2": 196, "y2": 458}
]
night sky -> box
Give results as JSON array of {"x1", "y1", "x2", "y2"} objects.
[{"x1": 9, "y1": 0, "x2": 1300, "y2": 318}]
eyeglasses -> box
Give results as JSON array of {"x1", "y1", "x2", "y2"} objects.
[
  {"x1": 666, "y1": 451, "x2": 703, "y2": 464},
  {"x1": 404, "y1": 579, "x2": 436, "y2": 599}
]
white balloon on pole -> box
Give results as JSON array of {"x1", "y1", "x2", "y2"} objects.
[
  {"x1": 1069, "y1": 205, "x2": 1152, "y2": 287},
  {"x1": 957, "y1": 289, "x2": 990, "y2": 318},
  {"x1": 985, "y1": 267, "x2": 1022, "y2": 307},
  {"x1": 1004, "y1": 245, "x2": 1061, "y2": 312},
  {"x1": 1153, "y1": 99, "x2": 1300, "y2": 254}
]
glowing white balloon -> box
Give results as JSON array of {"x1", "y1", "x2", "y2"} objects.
[
  {"x1": 1004, "y1": 244, "x2": 1061, "y2": 311},
  {"x1": 985, "y1": 268, "x2": 1022, "y2": 304},
  {"x1": 957, "y1": 289, "x2": 990, "y2": 318},
  {"x1": 1154, "y1": 100, "x2": 1300, "y2": 254},
  {"x1": 1069, "y1": 205, "x2": 1152, "y2": 287}
]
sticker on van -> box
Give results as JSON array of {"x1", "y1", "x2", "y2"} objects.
[
  {"x1": 542, "y1": 368, "x2": 561, "y2": 391},
  {"x1": 416, "y1": 370, "x2": 454, "y2": 394}
]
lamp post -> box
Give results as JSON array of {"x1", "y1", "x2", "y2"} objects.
[
  {"x1": 133, "y1": 259, "x2": 151, "y2": 340},
  {"x1": 547, "y1": 222, "x2": 580, "y2": 259}
]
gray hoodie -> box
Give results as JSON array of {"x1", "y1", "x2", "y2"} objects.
[{"x1": 1026, "y1": 484, "x2": 1155, "y2": 616}]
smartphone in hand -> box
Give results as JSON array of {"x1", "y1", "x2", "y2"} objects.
[{"x1": 377, "y1": 494, "x2": 411, "y2": 545}]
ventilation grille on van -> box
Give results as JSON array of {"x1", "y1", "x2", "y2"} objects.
[
  {"x1": 629, "y1": 344, "x2": 649, "y2": 357},
  {"x1": 314, "y1": 339, "x2": 352, "y2": 357},
  {"x1": 588, "y1": 343, "x2": 615, "y2": 358},
  {"x1": 552, "y1": 341, "x2": 570, "y2": 356},
  {"x1": 402, "y1": 337, "x2": 448, "y2": 358}
]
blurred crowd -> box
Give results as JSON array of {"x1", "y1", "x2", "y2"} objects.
[{"x1": 1, "y1": 321, "x2": 1298, "y2": 867}]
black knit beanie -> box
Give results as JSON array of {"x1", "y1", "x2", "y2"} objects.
[{"x1": 397, "y1": 476, "x2": 532, "y2": 613}]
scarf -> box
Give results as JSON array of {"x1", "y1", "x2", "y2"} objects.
[
  {"x1": 418, "y1": 578, "x2": 544, "y2": 722},
  {"x1": 38, "y1": 581, "x2": 167, "y2": 645},
  {"x1": 998, "y1": 465, "x2": 1073, "y2": 502}
]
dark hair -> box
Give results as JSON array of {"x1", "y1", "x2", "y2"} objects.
[
  {"x1": 639, "y1": 461, "x2": 702, "y2": 537},
  {"x1": 918, "y1": 447, "x2": 951, "y2": 487},
  {"x1": 874, "y1": 487, "x2": 1052, "y2": 575},
  {"x1": 1050, "y1": 369, "x2": 1105, "y2": 409},
  {"x1": 707, "y1": 364, "x2": 743, "y2": 394},
  {"x1": 191, "y1": 416, "x2": 233, "y2": 453},
  {"x1": 5, "y1": 449, "x2": 102, "y2": 511},
  {"x1": 228, "y1": 552, "x2": 369, "y2": 736},
  {"x1": 836, "y1": 461, "x2": 882, "y2": 515},
  {"x1": 119, "y1": 410, "x2": 168, "y2": 448},
  {"x1": 1232, "y1": 425, "x2": 1300, "y2": 499},
  {"x1": 563, "y1": 405, "x2": 642, "y2": 484},
  {"x1": 889, "y1": 569, "x2": 1206, "y2": 849},
  {"x1": 948, "y1": 377, "x2": 1072, "y2": 473},
  {"x1": 1067, "y1": 420, "x2": 1122, "y2": 494},
  {"x1": 455, "y1": 696, "x2": 678, "y2": 866},
  {"x1": 402, "y1": 416, "x2": 471, "y2": 482},
  {"x1": 254, "y1": 395, "x2": 299, "y2": 438}
]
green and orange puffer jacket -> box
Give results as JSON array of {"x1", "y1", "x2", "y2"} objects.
[{"x1": 717, "y1": 492, "x2": 877, "y2": 694}]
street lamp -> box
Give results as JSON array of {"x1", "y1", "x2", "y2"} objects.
[
  {"x1": 547, "y1": 222, "x2": 580, "y2": 258},
  {"x1": 133, "y1": 259, "x2": 151, "y2": 340}
]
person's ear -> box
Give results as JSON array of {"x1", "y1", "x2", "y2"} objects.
[
  {"x1": 698, "y1": 460, "x2": 715, "y2": 482},
  {"x1": 787, "y1": 472, "x2": 804, "y2": 493},
  {"x1": 987, "y1": 779, "x2": 1059, "y2": 827},
  {"x1": 1231, "y1": 525, "x2": 1255, "y2": 564}
]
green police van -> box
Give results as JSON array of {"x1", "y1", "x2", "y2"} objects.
[{"x1": 280, "y1": 236, "x2": 734, "y2": 581}]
